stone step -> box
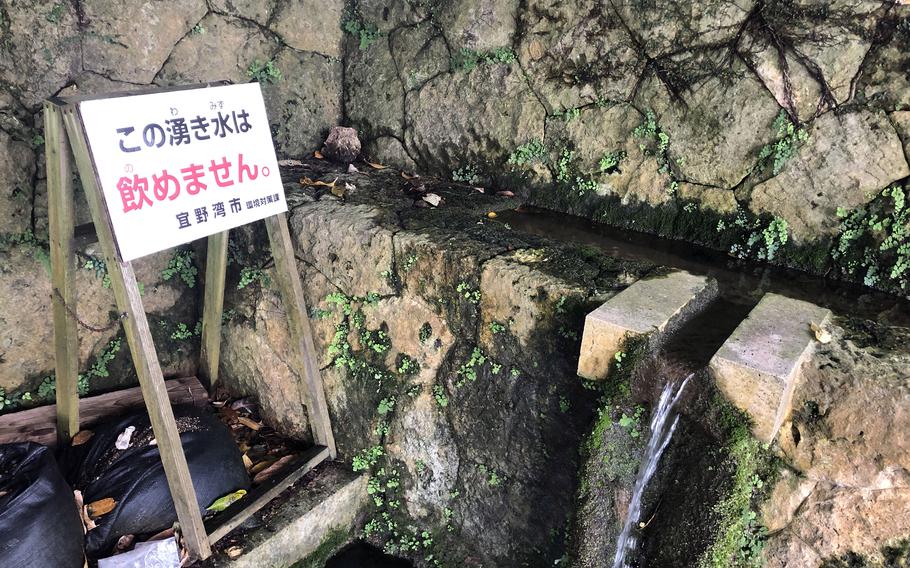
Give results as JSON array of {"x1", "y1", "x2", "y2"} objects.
[
  {"x1": 577, "y1": 270, "x2": 718, "y2": 380},
  {"x1": 709, "y1": 293, "x2": 832, "y2": 443},
  {"x1": 203, "y1": 464, "x2": 367, "y2": 567}
]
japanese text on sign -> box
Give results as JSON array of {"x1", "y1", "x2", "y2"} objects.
[{"x1": 79, "y1": 83, "x2": 287, "y2": 261}]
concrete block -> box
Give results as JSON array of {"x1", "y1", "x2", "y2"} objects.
[
  {"x1": 577, "y1": 271, "x2": 718, "y2": 380},
  {"x1": 204, "y1": 464, "x2": 367, "y2": 567},
  {"x1": 709, "y1": 293, "x2": 831, "y2": 443}
]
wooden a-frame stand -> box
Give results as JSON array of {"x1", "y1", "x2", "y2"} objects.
[{"x1": 44, "y1": 87, "x2": 336, "y2": 561}]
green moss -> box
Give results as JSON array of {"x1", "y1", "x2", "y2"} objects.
[
  {"x1": 290, "y1": 528, "x2": 351, "y2": 568},
  {"x1": 698, "y1": 400, "x2": 777, "y2": 568}
]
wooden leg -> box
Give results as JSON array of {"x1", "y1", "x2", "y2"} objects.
[
  {"x1": 264, "y1": 213, "x2": 337, "y2": 457},
  {"x1": 45, "y1": 102, "x2": 80, "y2": 445},
  {"x1": 200, "y1": 231, "x2": 228, "y2": 391},
  {"x1": 62, "y1": 107, "x2": 212, "y2": 560}
]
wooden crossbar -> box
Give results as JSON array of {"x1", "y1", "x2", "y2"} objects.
[{"x1": 43, "y1": 85, "x2": 337, "y2": 561}]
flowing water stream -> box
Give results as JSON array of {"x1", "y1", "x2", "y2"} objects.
[{"x1": 611, "y1": 374, "x2": 692, "y2": 568}]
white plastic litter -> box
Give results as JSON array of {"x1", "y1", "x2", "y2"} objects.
[
  {"x1": 115, "y1": 426, "x2": 136, "y2": 450},
  {"x1": 97, "y1": 537, "x2": 180, "y2": 568}
]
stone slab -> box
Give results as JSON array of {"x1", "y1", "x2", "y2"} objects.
[
  {"x1": 709, "y1": 293, "x2": 832, "y2": 442},
  {"x1": 577, "y1": 270, "x2": 718, "y2": 380},
  {"x1": 203, "y1": 463, "x2": 367, "y2": 567}
]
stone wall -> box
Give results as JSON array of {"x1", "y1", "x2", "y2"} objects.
[
  {"x1": 342, "y1": 0, "x2": 910, "y2": 295},
  {"x1": 0, "y1": 0, "x2": 343, "y2": 397}
]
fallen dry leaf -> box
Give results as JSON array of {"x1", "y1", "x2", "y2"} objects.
[
  {"x1": 277, "y1": 159, "x2": 303, "y2": 167},
  {"x1": 474, "y1": 187, "x2": 485, "y2": 193},
  {"x1": 300, "y1": 176, "x2": 338, "y2": 189},
  {"x1": 487, "y1": 211, "x2": 498, "y2": 219},
  {"x1": 242, "y1": 454, "x2": 253, "y2": 471},
  {"x1": 496, "y1": 190, "x2": 515, "y2": 197},
  {"x1": 87, "y1": 497, "x2": 117, "y2": 519},
  {"x1": 250, "y1": 459, "x2": 277, "y2": 475},
  {"x1": 236, "y1": 416, "x2": 262, "y2": 431},
  {"x1": 253, "y1": 454, "x2": 296, "y2": 485},
  {"x1": 365, "y1": 161, "x2": 388, "y2": 170},
  {"x1": 422, "y1": 193, "x2": 442, "y2": 207},
  {"x1": 226, "y1": 546, "x2": 244, "y2": 560},
  {"x1": 72, "y1": 430, "x2": 94, "y2": 446},
  {"x1": 810, "y1": 322, "x2": 832, "y2": 344},
  {"x1": 314, "y1": 150, "x2": 324, "y2": 159},
  {"x1": 401, "y1": 171, "x2": 419, "y2": 180},
  {"x1": 75, "y1": 490, "x2": 95, "y2": 532}
]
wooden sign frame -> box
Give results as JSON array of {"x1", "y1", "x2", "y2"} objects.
[{"x1": 44, "y1": 83, "x2": 336, "y2": 561}]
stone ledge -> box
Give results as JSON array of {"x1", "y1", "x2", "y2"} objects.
[
  {"x1": 203, "y1": 463, "x2": 367, "y2": 568},
  {"x1": 709, "y1": 293, "x2": 832, "y2": 443},
  {"x1": 577, "y1": 270, "x2": 718, "y2": 380}
]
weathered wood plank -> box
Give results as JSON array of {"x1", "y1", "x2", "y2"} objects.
[
  {"x1": 200, "y1": 231, "x2": 229, "y2": 390},
  {"x1": 62, "y1": 105, "x2": 212, "y2": 561},
  {"x1": 205, "y1": 445, "x2": 330, "y2": 544},
  {"x1": 44, "y1": 101, "x2": 80, "y2": 445},
  {"x1": 263, "y1": 213, "x2": 337, "y2": 457},
  {"x1": 0, "y1": 377, "x2": 208, "y2": 446}
]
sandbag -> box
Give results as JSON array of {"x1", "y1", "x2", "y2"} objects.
[
  {"x1": 0, "y1": 442, "x2": 85, "y2": 568},
  {"x1": 63, "y1": 405, "x2": 249, "y2": 558}
]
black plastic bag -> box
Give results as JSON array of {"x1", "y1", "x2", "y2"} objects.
[
  {"x1": 0, "y1": 442, "x2": 85, "y2": 568},
  {"x1": 63, "y1": 405, "x2": 249, "y2": 558}
]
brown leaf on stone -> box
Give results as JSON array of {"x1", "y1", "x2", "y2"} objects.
[
  {"x1": 250, "y1": 459, "x2": 276, "y2": 475},
  {"x1": 365, "y1": 161, "x2": 388, "y2": 170},
  {"x1": 314, "y1": 150, "x2": 324, "y2": 159},
  {"x1": 253, "y1": 454, "x2": 296, "y2": 485},
  {"x1": 236, "y1": 416, "x2": 262, "y2": 431},
  {"x1": 277, "y1": 159, "x2": 303, "y2": 167},
  {"x1": 226, "y1": 546, "x2": 244, "y2": 559},
  {"x1": 487, "y1": 211, "x2": 498, "y2": 219},
  {"x1": 300, "y1": 176, "x2": 338, "y2": 189},
  {"x1": 401, "y1": 171, "x2": 419, "y2": 180},
  {"x1": 87, "y1": 497, "x2": 117, "y2": 519},
  {"x1": 496, "y1": 190, "x2": 515, "y2": 197},
  {"x1": 72, "y1": 430, "x2": 94, "y2": 446}
]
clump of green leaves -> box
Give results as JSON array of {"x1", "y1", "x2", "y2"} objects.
[
  {"x1": 508, "y1": 139, "x2": 547, "y2": 166},
  {"x1": 599, "y1": 150, "x2": 627, "y2": 174},
  {"x1": 451, "y1": 46, "x2": 516, "y2": 72},
  {"x1": 353, "y1": 445, "x2": 384, "y2": 472},
  {"x1": 342, "y1": 15, "x2": 382, "y2": 50},
  {"x1": 757, "y1": 110, "x2": 809, "y2": 175},
  {"x1": 82, "y1": 255, "x2": 112, "y2": 288},
  {"x1": 719, "y1": 211, "x2": 790, "y2": 262},
  {"x1": 456, "y1": 346, "x2": 487, "y2": 386},
  {"x1": 488, "y1": 321, "x2": 507, "y2": 334},
  {"x1": 418, "y1": 322, "x2": 433, "y2": 343},
  {"x1": 833, "y1": 184, "x2": 909, "y2": 290},
  {"x1": 557, "y1": 107, "x2": 581, "y2": 122},
  {"x1": 456, "y1": 281, "x2": 481, "y2": 304},
  {"x1": 237, "y1": 266, "x2": 271, "y2": 290},
  {"x1": 555, "y1": 148, "x2": 575, "y2": 183},
  {"x1": 247, "y1": 59, "x2": 282, "y2": 84},
  {"x1": 169, "y1": 321, "x2": 201, "y2": 341},
  {"x1": 161, "y1": 249, "x2": 197, "y2": 288},
  {"x1": 432, "y1": 384, "x2": 449, "y2": 407},
  {"x1": 46, "y1": 3, "x2": 65, "y2": 23},
  {"x1": 451, "y1": 165, "x2": 480, "y2": 184}
]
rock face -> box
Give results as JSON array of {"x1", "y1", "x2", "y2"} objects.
[
  {"x1": 763, "y1": 321, "x2": 910, "y2": 567},
  {"x1": 750, "y1": 110, "x2": 910, "y2": 241},
  {"x1": 217, "y1": 160, "x2": 658, "y2": 566}
]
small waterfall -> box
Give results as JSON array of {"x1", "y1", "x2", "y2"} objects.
[{"x1": 611, "y1": 374, "x2": 692, "y2": 568}]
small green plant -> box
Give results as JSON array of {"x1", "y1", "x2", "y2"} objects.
[
  {"x1": 456, "y1": 347, "x2": 487, "y2": 385},
  {"x1": 432, "y1": 385, "x2": 449, "y2": 407},
  {"x1": 451, "y1": 46, "x2": 516, "y2": 72},
  {"x1": 725, "y1": 212, "x2": 790, "y2": 262},
  {"x1": 401, "y1": 253, "x2": 418, "y2": 273},
  {"x1": 488, "y1": 321, "x2": 507, "y2": 334},
  {"x1": 353, "y1": 445, "x2": 384, "y2": 472},
  {"x1": 833, "y1": 184, "x2": 909, "y2": 290},
  {"x1": 555, "y1": 148, "x2": 575, "y2": 182},
  {"x1": 451, "y1": 165, "x2": 480, "y2": 184},
  {"x1": 508, "y1": 139, "x2": 547, "y2": 166},
  {"x1": 190, "y1": 23, "x2": 206, "y2": 35},
  {"x1": 82, "y1": 256, "x2": 112, "y2": 288},
  {"x1": 418, "y1": 322, "x2": 433, "y2": 343},
  {"x1": 559, "y1": 397, "x2": 571, "y2": 413},
  {"x1": 237, "y1": 266, "x2": 271, "y2": 290},
  {"x1": 396, "y1": 354, "x2": 419, "y2": 376},
  {"x1": 247, "y1": 59, "x2": 282, "y2": 84},
  {"x1": 510, "y1": 367, "x2": 521, "y2": 379},
  {"x1": 343, "y1": 16, "x2": 382, "y2": 50},
  {"x1": 557, "y1": 107, "x2": 581, "y2": 122},
  {"x1": 757, "y1": 110, "x2": 809, "y2": 175},
  {"x1": 46, "y1": 3, "x2": 65, "y2": 23},
  {"x1": 618, "y1": 405, "x2": 645, "y2": 438},
  {"x1": 169, "y1": 321, "x2": 201, "y2": 341},
  {"x1": 599, "y1": 150, "x2": 627, "y2": 173},
  {"x1": 161, "y1": 249, "x2": 197, "y2": 288},
  {"x1": 456, "y1": 281, "x2": 481, "y2": 304}
]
